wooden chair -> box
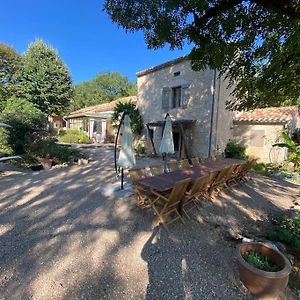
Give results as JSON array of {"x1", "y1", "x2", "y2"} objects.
[
  {"x1": 208, "y1": 166, "x2": 236, "y2": 196},
  {"x1": 204, "y1": 157, "x2": 211, "y2": 163},
  {"x1": 167, "y1": 161, "x2": 179, "y2": 172},
  {"x1": 180, "y1": 159, "x2": 190, "y2": 169},
  {"x1": 148, "y1": 178, "x2": 192, "y2": 229},
  {"x1": 182, "y1": 174, "x2": 211, "y2": 217},
  {"x1": 236, "y1": 159, "x2": 256, "y2": 182},
  {"x1": 191, "y1": 157, "x2": 200, "y2": 167},
  {"x1": 226, "y1": 164, "x2": 241, "y2": 186},
  {"x1": 136, "y1": 167, "x2": 148, "y2": 178},
  {"x1": 128, "y1": 168, "x2": 151, "y2": 206},
  {"x1": 150, "y1": 165, "x2": 164, "y2": 176}
]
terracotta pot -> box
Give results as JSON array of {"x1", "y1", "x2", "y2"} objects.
[
  {"x1": 237, "y1": 242, "x2": 291, "y2": 299},
  {"x1": 41, "y1": 159, "x2": 53, "y2": 170}
]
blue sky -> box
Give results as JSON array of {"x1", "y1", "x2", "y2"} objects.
[{"x1": 0, "y1": 0, "x2": 191, "y2": 84}]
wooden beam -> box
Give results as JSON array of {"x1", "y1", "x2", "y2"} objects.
[
  {"x1": 146, "y1": 123, "x2": 157, "y2": 156},
  {"x1": 179, "y1": 124, "x2": 191, "y2": 162}
]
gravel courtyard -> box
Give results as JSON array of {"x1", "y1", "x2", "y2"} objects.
[{"x1": 0, "y1": 146, "x2": 299, "y2": 300}]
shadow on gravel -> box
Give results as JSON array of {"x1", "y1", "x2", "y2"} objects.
[{"x1": 0, "y1": 152, "x2": 299, "y2": 300}]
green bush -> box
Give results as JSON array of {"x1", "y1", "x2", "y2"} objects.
[
  {"x1": 269, "y1": 212, "x2": 300, "y2": 251},
  {"x1": 135, "y1": 143, "x2": 145, "y2": 155},
  {"x1": 276, "y1": 133, "x2": 300, "y2": 171},
  {"x1": 58, "y1": 129, "x2": 91, "y2": 144},
  {"x1": 243, "y1": 250, "x2": 281, "y2": 272},
  {"x1": 25, "y1": 139, "x2": 81, "y2": 165},
  {"x1": 224, "y1": 140, "x2": 248, "y2": 160},
  {"x1": 0, "y1": 97, "x2": 47, "y2": 154}
]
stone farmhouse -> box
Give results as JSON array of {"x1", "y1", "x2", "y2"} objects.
[
  {"x1": 136, "y1": 56, "x2": 234, "y2": 159},
  {"x1": 66, "y1": 56, "x2": 299, "y2": 163}
]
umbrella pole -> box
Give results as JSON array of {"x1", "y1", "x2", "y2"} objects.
[
  {"x1": 121, "y1": 168, "x2": 124, "y2": 190},
  {"x1": 163, "y1": 152, "x2": 168, "y2": 173}
]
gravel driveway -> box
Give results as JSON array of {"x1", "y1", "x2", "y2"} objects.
[{"x1": 0, "y1": 146, "x2": 299, "y2": 300}]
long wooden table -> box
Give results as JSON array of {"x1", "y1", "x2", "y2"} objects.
[{"x1": 136, "y1": 158, "x2": 246, "y2": 192}]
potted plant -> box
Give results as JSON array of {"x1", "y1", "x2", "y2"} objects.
[{"x1": 237, "y1": 242, "x2": 292, "y2": 299}]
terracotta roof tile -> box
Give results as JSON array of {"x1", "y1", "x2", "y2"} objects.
[
  {"x1": 68, "y1": 96, "x2": 137, "y2": 117},
  {"x1": 235, "y1": 106, "x2": 299, "y2": 123}
]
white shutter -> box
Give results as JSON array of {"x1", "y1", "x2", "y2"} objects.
[
  {"x1": 181, "y1": 84, "x2": 190, "y2": 108},
  {"x1": 162, "y1": 87, "x2": 171, "y2": 111}
]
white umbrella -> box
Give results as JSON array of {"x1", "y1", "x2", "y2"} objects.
[
  {"x1": 0, "y1": 122, "x2": 11, "y2": 128},
  {"x1": 117, "y1": 114, "x2": 136, "y2": 189},
  {"x1": 159, "y1": 115, "x2": 174, "y2": 172}
]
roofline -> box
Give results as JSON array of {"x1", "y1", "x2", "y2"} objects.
[
  {"x1": 65, "y1": 112, "x2": 113, "y2": 119},
  {"x1": 136, "y1": 55, "x2": 189, "y2": 77},
  {"x1": 233, "y1": 119, "x2": 291, "y2": 125}
]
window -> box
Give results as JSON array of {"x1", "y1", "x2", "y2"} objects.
[
  {"x1": 171, "y1": 86, "x2": 182, "y2": 108},
  {"x1": 173, "y1": 71, "x2": 180, "y2": 77}
]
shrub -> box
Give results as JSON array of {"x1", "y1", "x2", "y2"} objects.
[
  {"x1": 111, "y1": 100, "x2": 143, "y2": 135},
  {"x1": 27, "y1": 139, "x2": 81, "y2": 165},
  {"x1": 58, "y1": 129, "x2": 91, "y2": 144},
  {"x1": 0, "y1": 97, "x2": 47, "y2": 154},
  {"x1": 269, "y1": 212, "x2": 300, "y2": 251},
  {"x1": 135, "y1": 143, "x2": 145, "y2": 155},
  {"x1": 224, "y1": 140, "x2": 248, "y2": 160},
  {"x1": 276, "y1": 133, "x2": 300, "y2": 171}
]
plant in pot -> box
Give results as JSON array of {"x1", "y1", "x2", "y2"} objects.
[{"x1": 237, "y1": 242, "x2": 292, "y2": 299}]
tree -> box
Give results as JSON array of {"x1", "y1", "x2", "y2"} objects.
[
  {"x1": 0, "y1": 96, "x2": 47, "y2": 154},
  {"x1": 111, "y1": 100, "x2": 143, "y2": 135},
  {"x1": 70, "y1": 72, "x2": 137, "y2": 111},
  {"x1": 16, "y1": 40, "x2": 73, "y2": 115},
  {"x1": 104, "y1": 0, "x2": 300, "y2": 110},
  {"x1": 0, "y1": 44, "x2": 21, "y2": 111}
]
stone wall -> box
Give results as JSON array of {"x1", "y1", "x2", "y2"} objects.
[
  {"x1": 232, "y1": 123, "x2": 288, "y2": 163},
  {"x1": 137, "y1": 59, "x2": 233, "y2": 158}
]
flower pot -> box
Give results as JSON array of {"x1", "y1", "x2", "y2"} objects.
[
  {"x1": 41, "y1": 159, "x2": 53, "y2": 170},
  {"x1": 237, "y1": 242, "x2": 291, "y2": 299}
]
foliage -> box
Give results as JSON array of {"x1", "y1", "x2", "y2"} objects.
[
  {"x1": 111, "y1": 100, "x2": 143, "y2": 135},
  {"x1": 135, "y1": 143, "x2": 145, "y2": 155},
  {"x1": 15, "y1": 40, "x2": 73, "y2": 115},
  {"x1": 104, "y1": 0, "x2": 300, "y2": 109},
  {"x1": 276, "y1": 133, "x2": 300, "y2": 171},
  {"x1": 69, "y1": 72, "x2": 137, "y2": 111},
  {"x1": 58, "y1": 129, "x2": 92, "y2": 144},
  {"x1": 269, "y1": 212, "x2": 300, "y2": 251},
  {"x1": 251, "y1": 162, "x2": 300, "y2": 183},
  {"x1": 0, "y1": 97, "x2": 47, "y2": 154},
  {"x1": 0, "y1": 43, "x2": 21, "y2": 112},
  {"x1": 224, "y1": 140, "x2": 247, "y2": 160},
  {"x1": 242, "y1": 250, "x2": 281, "y2": 272},
  {"x1": 28, "y1": 139, "x2": 81, "y2": 165}
]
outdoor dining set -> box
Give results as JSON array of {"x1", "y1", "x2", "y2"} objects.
[{"x1": 129, "y1": 157, "x2": 256, "y2": 229}]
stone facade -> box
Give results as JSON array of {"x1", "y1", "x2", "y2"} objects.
[
  {"x1": 137, "y1": 58, "x2": 234, "y2": 158},
  {"x1": 232, "y1": 123, "x2": 288, "y2": 163}
]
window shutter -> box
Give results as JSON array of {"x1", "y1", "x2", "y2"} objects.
[
  {"x1": 181, "y1": 84, "x2": 190, "y2": 108},
  {"x1": 162, "y1": 87, "x2": 170, "y2": 111}
]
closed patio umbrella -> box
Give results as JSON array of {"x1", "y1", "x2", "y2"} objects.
[
  {"x1": 117, "y1": 114, "x2": 136, "y2": 189},
  {"x1": 0, "y1": 122, "x2": 11, "y2": 128},
  {"x1": 159, "y1": 114, "x2": 174, "y2": 173}
]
